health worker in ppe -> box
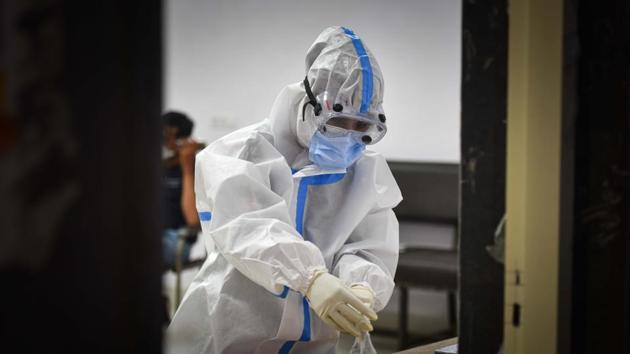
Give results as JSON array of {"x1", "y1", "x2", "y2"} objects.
[{"x1": 166, "y1": 26, "x2": 402, "y2": 354}]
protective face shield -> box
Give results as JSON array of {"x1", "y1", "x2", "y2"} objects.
[
  {"x1": 302, "y1": 79, "x2": 387, "y2": 146},
  {"x1": 297, "y1": 27, "x2": 387, "y2": 170}
]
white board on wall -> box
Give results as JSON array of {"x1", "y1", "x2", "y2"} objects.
[{"x1": 165, "y1": 0, "x2": 461, "y2": 162}]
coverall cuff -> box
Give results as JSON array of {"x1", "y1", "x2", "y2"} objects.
[{"x1": 300, "y1": 268, "x2": 328, "y2": 296}]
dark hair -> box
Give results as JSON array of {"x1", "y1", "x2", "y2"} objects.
[{"x1": 162, "y1": 111, "x2": 194, "y2": 138}]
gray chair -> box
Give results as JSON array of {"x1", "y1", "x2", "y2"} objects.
[{"x1": 388, "y1": 161, "x2": 459, "y2": 349}]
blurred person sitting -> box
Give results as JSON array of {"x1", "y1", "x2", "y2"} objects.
[{"x1": 161, "y1": 111, "x2": 202, "y2": 270}]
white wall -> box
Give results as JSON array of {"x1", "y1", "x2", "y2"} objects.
[{"x1": 165, "y1": 0, "x2": 461, "y2": 162}]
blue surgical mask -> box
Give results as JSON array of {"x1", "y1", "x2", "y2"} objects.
[{"x1": 308, "y1": 131, "x2": 366, "y2": 170}]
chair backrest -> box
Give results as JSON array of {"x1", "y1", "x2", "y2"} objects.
[{"x1": 388, "y1": 161, "x2": 459, "y2": 224}]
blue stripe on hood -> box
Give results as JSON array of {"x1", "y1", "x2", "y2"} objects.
[{"x1": 342, "y1": 27, "x2": 374, "y2": 113}]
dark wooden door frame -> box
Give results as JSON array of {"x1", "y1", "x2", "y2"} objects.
[
  {"x1": 459, "y1": 1, "x2": 508, "y2": 353},
  {"x1": 460, "y1": 0, "x2": 630, "y2": 353},
  {"x1": 0, "y1": 2, "x2": 163, "y2": 353}
]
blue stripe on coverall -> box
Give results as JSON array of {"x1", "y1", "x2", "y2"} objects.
[
  {"x1": 341, "y1": 27, "x2": 373, "y2": 113},
  {"x1": 198, "y1": 211, "x2": 212, "y2": 221},
  {"x1": 278, "y1": 172, "x2": 346, "y2": 354}
]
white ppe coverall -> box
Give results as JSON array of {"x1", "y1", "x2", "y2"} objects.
[{"x1": 166, "y1": 26, "x2": 402, "y2": 354}]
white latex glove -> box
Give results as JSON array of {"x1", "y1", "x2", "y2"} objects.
[
  {"x1": 305, "y1": 271, "x2": 377, "y2": 337},
  {"x1": 349, "y1": 283, "x2": 376, "y2": 310}
]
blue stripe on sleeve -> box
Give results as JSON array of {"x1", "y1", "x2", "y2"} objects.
[
  {"x1": 278, "y1": 341, "x2": 296, "y2": 354},
  {"x1": 274, "y1": 286, "x2": 290, "y2": 299},
  {"x1": 198, "y1": 211, "x2": 212, "y2": 221}
]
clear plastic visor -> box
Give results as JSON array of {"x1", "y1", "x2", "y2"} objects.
[{"x1": 319, "y1": 112, "x2": 387, "y2": 145}]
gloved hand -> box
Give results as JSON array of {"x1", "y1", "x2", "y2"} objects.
[
  {"x1": 305, "y1": 271, "x2": 377, "y2": 337},
  {"x1": 349, "y1": 283, "x2": 376, "y2": 310}
]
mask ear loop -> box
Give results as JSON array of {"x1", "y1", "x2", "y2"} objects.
[{"x1": 302, "y1": 77, "x2": 322, "y2": 121}]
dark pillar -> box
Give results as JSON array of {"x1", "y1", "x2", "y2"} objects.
[
  {"x1": 572, "y1": 0, "x2": 630, "y2": 353},
  {"x1": 459, "y1": 1, "x2": 508, "y2": 354},
  {"x1": 0, "y1": 1, "x2": 163, "y2": 353}
]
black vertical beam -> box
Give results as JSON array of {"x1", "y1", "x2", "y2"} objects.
[
  {"x1": 572, "y1": 0, "x2": 630, "y2": 353},
  {"x1": 459, "y1": 1, "x2": 508, "y2": 354},
  {"x1": 0, "y1": 1, "x2": 163, "y2": 353}
]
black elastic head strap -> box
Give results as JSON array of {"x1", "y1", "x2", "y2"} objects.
[{"x1": 302, "y1": 76, "x2": 322, "y2": 120}]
